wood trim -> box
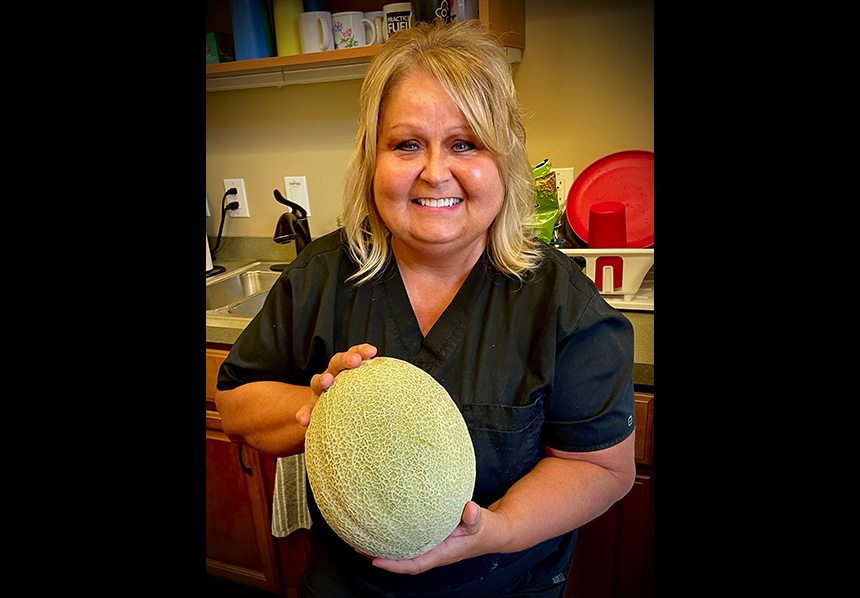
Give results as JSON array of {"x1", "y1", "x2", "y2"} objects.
[
  {"x1": 243, "y1": 446, "x2": 283, "y2": 594},
  {"x1": 633, "y1": 392, "x2": 654, "y2": 465},
  {"x1": 206, "y1": 45, "x2": 380, "y2": 76},
  {"x1": 479, "y1": 0, "x2": 525, "y2": 49},
  {"x1": 206, "y1": 411, "x2": 225, "y2": 435},
  {"x1": 205, "y1": 559, "x2": 269, "y2": 586},
  {"x1": 206, "y1": 348, "x2": 230, "y2": 401}
]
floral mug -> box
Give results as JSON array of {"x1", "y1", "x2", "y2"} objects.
[{"x1": 332, "y1": 11, "x2": 377, "y2": 49}]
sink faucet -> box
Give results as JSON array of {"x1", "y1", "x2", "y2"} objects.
[{"x1": 271, "y1": 189, "x2": 311, "y2": 270}]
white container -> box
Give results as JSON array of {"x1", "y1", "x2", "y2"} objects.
[
  {"x1": 206, "y1": 234, "x2": 214, "y2": 272},
  {"x1": 560, "y1": 248, "x2": 654, "y2": 301}
]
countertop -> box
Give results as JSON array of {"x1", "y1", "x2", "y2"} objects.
[{"x1": 206, "y1": 254, "x2": 654, "y2": 388}]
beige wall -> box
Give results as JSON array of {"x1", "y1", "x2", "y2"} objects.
[{"x1": 205, "y1": 0, "x2": 653, "y2": 241}]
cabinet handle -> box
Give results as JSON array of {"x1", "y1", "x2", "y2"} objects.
[{"x1": 238, "y1": 444, "x2": 253, "y2": 476}]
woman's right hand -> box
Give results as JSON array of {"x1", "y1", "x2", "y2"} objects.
[{"x1": 295, "y1": 343, "x2": 378, "y2": 427}]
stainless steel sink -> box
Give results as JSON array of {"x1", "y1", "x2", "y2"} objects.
[
  {"x1": 206, "y1": 262, "x2": 282, "y2": 316},
  {"x1": 225, "y1": 291, "x2": 270, "y2": 317}
]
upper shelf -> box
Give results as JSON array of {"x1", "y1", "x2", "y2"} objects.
[
  {"x1": 205, "y1": 44, "x2": 523, "y2": 91},
  {"x1": 207, "y1": 45, "x2": 378, "y2": 91}
]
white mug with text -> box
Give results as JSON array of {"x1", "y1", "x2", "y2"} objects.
[{"x1": 383, "y1": 3, "x2": 412, "y2": 42}]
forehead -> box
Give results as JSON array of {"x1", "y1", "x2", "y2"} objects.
[{"x1": 380, "y1": 68, "x2": 464, "y2": 123}]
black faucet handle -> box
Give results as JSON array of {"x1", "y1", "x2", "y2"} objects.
[{"x1": 273, "y1": 188, "x2": 308, "y2": 219}]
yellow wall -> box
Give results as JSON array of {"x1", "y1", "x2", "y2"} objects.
[{"x1": 205, "y1": 0, "x2": 653, "y2": 240}]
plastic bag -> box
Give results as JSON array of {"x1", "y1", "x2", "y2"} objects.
[{"x1": 525, "y1": 158, "x2": 559, "y2": 244}]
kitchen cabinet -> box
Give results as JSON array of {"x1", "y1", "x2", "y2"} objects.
[
  {"x1": 206, "y1": 345, "x2": 284, "y2": 593},
  {"x1": 207, "y1": 344, "x2": 311, "y2": 597},
  {"x1": 565, "y1": 391, "x2": 655, "y2": 598},
  {"x1": 205, "y1": 0, "x2": 525, "y2": 91}
]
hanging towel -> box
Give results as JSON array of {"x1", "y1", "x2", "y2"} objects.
[{"x1": 271, "y1": 453, "x2": 313, "y2": 537}]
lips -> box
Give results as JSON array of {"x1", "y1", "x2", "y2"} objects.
[{"x1": 412, "y1": 197, "x2": 462, "y2": 207}]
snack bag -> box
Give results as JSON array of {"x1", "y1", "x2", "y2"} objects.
[{"x1": 525, "y1": 158, "x2": 559, "y2": 243}]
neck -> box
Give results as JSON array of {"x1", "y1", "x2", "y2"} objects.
[
  {"x1": 391, "y1": 236, "x2": 487, "y2": 281},
  {"x1": 390, "y1": 236, "x2": 487, "y2": 337}
]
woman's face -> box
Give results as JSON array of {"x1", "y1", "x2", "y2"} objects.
[{"x1": 373, "y1": 68, "x2": 504, "y2": 260}]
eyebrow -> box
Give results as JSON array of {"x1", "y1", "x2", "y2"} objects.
[{"x1": 386, "y1": 123, "x2": 473, "y2": 136}]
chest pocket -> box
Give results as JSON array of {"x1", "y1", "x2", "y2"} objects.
[{"x1": 461, "y1": 397, "x2": 545, "y2": 506}]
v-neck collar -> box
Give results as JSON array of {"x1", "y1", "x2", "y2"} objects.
[{"x1": 381, "y1": 251, "x2": 491, "y2": 372}]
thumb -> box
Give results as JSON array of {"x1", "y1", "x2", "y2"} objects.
[{"x1": 462, "y1": 501, "x2": 482, "y2": 527}]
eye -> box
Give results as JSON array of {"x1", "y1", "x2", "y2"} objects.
[
  {"x1": 395, "y1": 140, "x2": 420, "y2": 151},
  {"x1": 452, "y1": 140, "x2": 476, "y2": 152}
]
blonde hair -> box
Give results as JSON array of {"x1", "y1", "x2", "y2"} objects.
[{"x1": 342, "y1": 19, "x2": 541, "y2": 285}]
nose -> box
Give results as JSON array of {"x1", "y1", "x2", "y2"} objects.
[{"x1": 420, "y1": 148, "x2": 451, "y2": 186}]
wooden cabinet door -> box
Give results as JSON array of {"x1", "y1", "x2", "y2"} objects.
[
  {"x1": 206, "y1": 428, "x2": 283, "y2": 593},
  {"x1": 205, "y1": 346, "x2": 283, "y2": 593}
]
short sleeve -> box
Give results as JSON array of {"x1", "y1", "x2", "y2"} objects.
[{"x1": 543, "y1": 295, "x2": 636, "y2": 453}]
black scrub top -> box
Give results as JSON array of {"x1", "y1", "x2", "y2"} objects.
[{"x1": 218, "y1": 229, "x2": 635, "y2": 596}]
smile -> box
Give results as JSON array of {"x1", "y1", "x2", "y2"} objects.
[{"x1": 413, "y1": 198, "x2": 462, "y2": 207}]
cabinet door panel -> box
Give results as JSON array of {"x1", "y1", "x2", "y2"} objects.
[
  {"x1": 206, "y1": 433, "x2": 282, "y2": 592},
  {"x1": 633, "y1": 392, "x2": 654, "y2": 464},
  {"x1": 617, "y1": 475, "x2": 654, "y2": 598}
]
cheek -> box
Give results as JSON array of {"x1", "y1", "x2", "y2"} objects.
[
  {"x1": 374, "y1": 157, "x2": 412, "y2": 200},
  {"x1": 459, "y1": 160, "x2": 504, "y2": 199}
]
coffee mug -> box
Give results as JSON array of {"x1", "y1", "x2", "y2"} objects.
[
  {"x1": 299, "y1": 11, "x2": 334, "y2": 53},
  {"x1": 411, "y1": 0, "x2": 452, "y2": 24},
  {"x1": 383, "y1": 2, "x2": 412, "y2": 42},
  {"x1": 332, "y1": 11, "x2": 377, "y2": 49},
  {"x1": 364, "y1": 11, "x2": 384, "y2": 45}
]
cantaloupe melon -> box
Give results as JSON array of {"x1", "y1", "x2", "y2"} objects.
[{"x1": 304, "y1": 356, "x2": 476, "y2": 559}]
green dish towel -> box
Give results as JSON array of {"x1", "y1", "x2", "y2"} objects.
[{"x1": 271, "y1": 453, "x2": 313, "y2": 537}]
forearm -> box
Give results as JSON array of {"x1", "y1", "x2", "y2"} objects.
[
  {"x1": 371, "y1": 433, "x2": 636, "y2": 574},
  {"x1": 214, "y1": 381, "x2": 313, "y2": 457},
  {"x1": 490, "y1": 436, "x2": 637, "y2": 553}
]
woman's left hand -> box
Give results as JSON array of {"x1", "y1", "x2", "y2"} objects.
[{"x1": 371, "y1": 501, "x2": 510, "y2": 575}]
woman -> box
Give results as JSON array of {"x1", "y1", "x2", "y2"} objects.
[{"x1": 215, "y1": 19, "x2": 636, "y2": 597}]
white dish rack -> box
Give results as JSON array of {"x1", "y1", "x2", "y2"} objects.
[{"x1": 560, "y1": 248, "x2": 654, "y2": 312}]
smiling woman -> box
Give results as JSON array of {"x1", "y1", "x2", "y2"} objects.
[{"x1": 341, "y1": 19, "x2": 540, "y2": 287}]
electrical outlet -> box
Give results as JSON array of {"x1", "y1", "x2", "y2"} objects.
[
  {"x1": 223, "y1": 178, "x2": 250, "y2": 217},
  {"x1": 283, "y1": 176, "x2": 311, "y2": 216},
  {"x1": 552, "y1": 167, "x2": 575, "y2": 210}
]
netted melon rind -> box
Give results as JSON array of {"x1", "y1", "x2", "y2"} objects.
[{"x1": 304, "y1": 357, "x2": 476, "y2": 559}]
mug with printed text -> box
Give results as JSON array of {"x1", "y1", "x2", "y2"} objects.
[{"x1": 383, "y1": 3, "x2": 412, "y2": 42}]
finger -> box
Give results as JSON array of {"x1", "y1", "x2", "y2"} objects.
[
  {"x1": 329, "y1": 344, "x2": 378, "y2": 377},
  {"x1": 295, "y1": 405, "x2": 310, "y2": 427},
  {"x1": 310, "y1": 371, "x2": 334, "y2": 396},
  {"x1": 372, "y1": 554, "x2": 429, "y2": 575},
  {"x1": 462, "y1": 501, "x2": 482, "y2": 527},
  {"x1": 355, "y1": 343, "x2": 378, "y2": 358},
  {"x1": 295, "y1": 396, "x2": 317, "y2": 426}
]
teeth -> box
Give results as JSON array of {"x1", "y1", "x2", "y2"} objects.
[{"x1": 415, "y1": 198, "x2": 461, "y2": 207}]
